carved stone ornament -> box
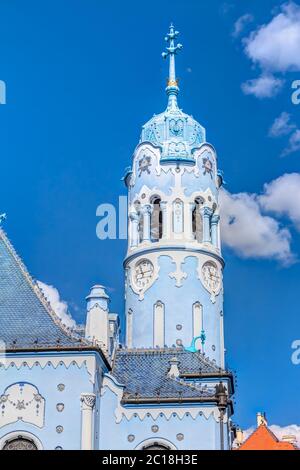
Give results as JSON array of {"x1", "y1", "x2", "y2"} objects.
[
  {"x1": 0, "y1": 382, "x2": 45, "y2": 428},
  {"x1": 80, "y1": 393, "x2": 96, "y2": 409},
  {"x1": 131, "y1": 145, "x2": 161, "y2": 186},
  {"x1": 202, "y1": 157, "x2": 213, "y2": 178},
  {"x1": 138, "y1": 153, "x2": 152, "y2": 176},
  {"x1": 169, "y1": 118, "x2": 184, "y2": 137},
  {"x1": 169, "y1": 258, "x2": 188, "y2": 288}
]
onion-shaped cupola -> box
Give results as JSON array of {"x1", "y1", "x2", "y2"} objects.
[{"x1": 140, "y1": 24, "x2": 206, "y2": 164}]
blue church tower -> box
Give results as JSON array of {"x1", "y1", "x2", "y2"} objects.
[
  {"x1": 124, "y1": 25, "x2": 224, "y2": 367},
  {"x1": 0, "y1": 26, "x2": 234, "y2": 451}
]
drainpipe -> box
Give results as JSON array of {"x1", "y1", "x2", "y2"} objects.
[{"x1": 216, "y1": 382, "x2": 228, "y2": 451}]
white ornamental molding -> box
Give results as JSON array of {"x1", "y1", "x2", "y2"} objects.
[
  {"x1": 0, "y1": 355, "x2": 97, "y2": 384},
  {"x1": 169, "y1": 257, "x2": 188, "y2": 288},
  {"x1": 132, "y1": 144, "x2": 161, "y2": 186},
  {"x1": 193, "y1": 144, "x2": 217, "y2": 181},
  {"x1": 0, "y1": 382, "x2": 45, "y2": 428}
]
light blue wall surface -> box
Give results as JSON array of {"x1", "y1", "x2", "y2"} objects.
[
  {"x1": 0, "y1": 351, "x2": 106, "y2": 450},
  {"x1": 126, "y1": 254, "x2": 223, "y2": 364},
  {"x1": 99, "y1": 386, "x2": 226, "y2": 450}
]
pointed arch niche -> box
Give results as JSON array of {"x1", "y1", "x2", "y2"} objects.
[
  {"x1": 150, "y1": 196, "x2": 163, "y2": 242},
  {"x1": 192, "y1": 197, "x2": 204, "y2": 242},
  {"x1": 153, "y1": 301, "x2": 165, "y2": 348},
  {"x1": 126, "y1": 309, "x2": 133, "y2": 348},
  {"x1": 193, "y1": 302, "x2": 203, "y2": 350}
]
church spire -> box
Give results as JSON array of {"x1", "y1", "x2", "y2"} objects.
[{"x1": 162, "y1": 24, "x2": 183, "y2": 111}]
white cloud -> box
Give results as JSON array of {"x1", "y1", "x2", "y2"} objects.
[
  {"x1": 282, "y1": 129, "x2": 300, "y2": 156},
  {"x1": 37, "y1": 281, "x2": 76, "y2": 328},
  {"x1": 259, "y1": 173, "x2": 300, "y2": 230},
  {"x1": 244, "y1": 424, "x2": 300, "y2": 447},
  {"x1": 269, "y1": 424, "x2": 300, "y2": 446},
  {"x1": 268, "y1": 112, "x2": 300, "y2": 156},
  {"x1": 233, "y1": 13, "x2": 254, "y2": 38},
  {"x1": 244, "y1": 2, "x2": 300, "y2": 72},
  {"x1": 269, "y1": 112, "x2": 296, "y2": 137},
  {"x1": 220, "y1": 189, "x2": 293, "y2": 263},
  {"x1": 240, "y1": 2, "x2": 300, "y2": 98},
  {"x1": 241, "y1": 74, "x2": 283, "y2": 98}
]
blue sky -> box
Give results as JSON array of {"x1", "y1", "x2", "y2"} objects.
[{"x1": 0, "y1": 0, "x2": 300, "y2": 433}]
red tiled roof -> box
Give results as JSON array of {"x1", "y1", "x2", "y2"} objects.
[{"x1": 238, "y1": 425, "x2": 298, "y2": 451}]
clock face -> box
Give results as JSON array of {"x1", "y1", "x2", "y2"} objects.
[
  {"x1": 133, "y1": 259, "x2": 154, "y2": 290},
  {"x1": 202, "y1": 261, "x2": 221, "y2": 293}
]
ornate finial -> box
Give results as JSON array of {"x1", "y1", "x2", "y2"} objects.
[
  {"x1": 162, "y1": 24, "x2": 183, "y2": 108},
  {"x1": 0, "y1": 213, "x2": 7, "y2": 226},
  {"x1": 200, "y1": 329, "x2": 206, "y2": 346}
]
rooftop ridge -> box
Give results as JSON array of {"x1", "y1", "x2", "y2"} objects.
[
  {"x1": 115, "y1": 347, "x2": 225, "y2": 372},
  {"x1": 0, "y1": 228, "x2": 90, "y2": 346}
]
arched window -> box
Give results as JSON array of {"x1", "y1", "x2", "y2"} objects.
[
  {"x1": 135, "y1": 438, "x2": 177, "y2": 450},
  {"x1": 192, "y1": 197, "x2": 204, "y2": 242},
  {"x1": 134, "y1": 201, "x2": 143, "y2": 243},
  {"x1": 142, "y1": 442, "x2": 171, "y2": 450},
  {"x1": 3, "y1": 437, "x2": 38, "y2": 451},
  {"x1": 151, "y1": 197, "x2": 162, "y2": 241}
]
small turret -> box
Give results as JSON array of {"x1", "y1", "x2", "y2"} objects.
[{"x1": 85, "y1": 285, "x2": 110, "y2": 351}]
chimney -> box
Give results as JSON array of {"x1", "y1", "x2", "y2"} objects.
[
  {"x1": 167, "y1": 357, "x2": 180, "y2": 378},
  {"x1": 85, "y1": 285, "x2": 110, "y2": 351},
  {"x1": 236, "y1": 428, "x2": 244, "y2": 446},
  {"x1": 257, "y1": 412, "x2": 268, "y2": 427}
]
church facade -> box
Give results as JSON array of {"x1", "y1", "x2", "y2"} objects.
[{"x1": 0, "y1": 26, "x2": 235, "y2": 450}]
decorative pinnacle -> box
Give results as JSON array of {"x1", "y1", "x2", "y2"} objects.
[
  {"x1": 0, "y1": 213, "x2": 7, "y2": 225},
  {"x1": 162, "y1": 24, "x2": 183, "y2": 106}
]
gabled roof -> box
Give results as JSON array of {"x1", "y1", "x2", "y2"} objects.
[
  {"x1": 112, "y1": 348, "x2": 232, "y2": 403},
  {"x1": 0, "y1": 228, "x2": 90, "y2": 351},
  {"x1": 238, "y1": 425, "x2": 298, "y2": 451}
]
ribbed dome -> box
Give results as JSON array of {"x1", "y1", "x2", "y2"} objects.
[{"x1": 140, "y1": 101, "x2": 206, "y2": 164}]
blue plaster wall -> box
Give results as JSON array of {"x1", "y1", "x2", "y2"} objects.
[
  {"x1": 129, "y1": 163, "x2": 174, "y2": 202},
  {"x1": 0, "y1": 352, "x2": 104, "y2": 450},
  {"x1": 99, "y1": 386, "x2": 225, "y2": 450},
  {"x1": 126, "y1": 254, "x2": 223, "y2": 365}
]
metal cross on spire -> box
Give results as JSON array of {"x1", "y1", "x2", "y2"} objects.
[{"x1": 162, "y1": 24, "x2": 183, "y2": 104}]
